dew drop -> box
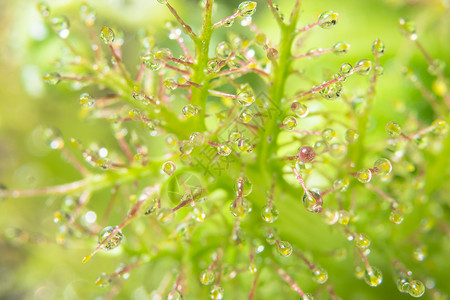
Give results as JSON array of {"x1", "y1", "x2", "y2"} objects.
[
  {"x1": 200, "y1": 269, "x2": 215, "y2": 285},
  {"x1": 373, "y1": 158, "x2": 392, "y2": 176},
  {"x1": 162, "y1": 161, "x2": 176, "y2": 175},
  {"x1": 264, "y1": 231, "x2": 276, "y2": 245},
  {"x1": 238, "y1": 1, "x2": 257, "y2": 17},
  {"x1": 322, "y1": 128, "x2": 337, "y2": 141},
  {"x1": 182, "y1": 104, "x2": 199, "y2": 118},
  {"x1": 180, "y1": 140, "x2": 194, "y2": 154},
  {"x1": 157, "y1": 0, "x2": 168, "y2": 4},
  {"x1": 355, "y1": 59, "x2": 372, "y2": 75},
  {"x1": 80, "y1": 2, "x2": 96, "y2": 26},
  {"x1": 237, "y1": 138, "x2": 252, "y2": 152},
  {"x1": 192, "y1": 206, "x2": 206, "y2": 222},
  {"x1": 234, "y1": 176, "x2": 253, "y2": 197},
  {"x1": 215, "y1": 144, "x2": 230, "y2": 156},
  {"x1": 43, "y1": 72, "x2": 61, "y2": 85},
  {"x1": 432, "y1": 120, "x2": 448, "y2": 137},
  {"x1": 95, "y1": 273, "x2": 111, "y2": 287},
  {"x1": 340, "y1": 63, "x2": 353, "y2": 75},
  {"x1": 190, "y1": 132, "x2": 205, "y2": 146},
  {"x1": 230, "y1": 198, "x2": 251, "y2": 218},
  {"x1": 237, "y1": 86, "x2": 255, "y2": 106},
  {"x1": 79, "y1": 93, "x2": 95, "y2": 108},
  {"x1": 229, "y1": 131, "x2": 242, "y2": 143},
  {"x1": 301, "y1": 294, "x2": 315, "y2": 300},
  {"x1": 332, "y1": 42, "x2": 350, "y2": 55},
  {"x1": 397, "y1": 278, "x2": 410, "y2": 293},
  {"x1": 100, "y1": 26, "x2": 115, "y2": 45},
  {"x1": 356, "y1": 233, "x2": 371, "y2": 249},
  {"x1": 428, "y1": 59, "x2": 446, "y2": 76},
  {"x1": 282, "y1": 116, "x2": 297, "y2": 130},
  {"x1": 408, "y1": 280, "x2": 425, "y2": 297},
  {"x1": 156, "y1": 208, "x2": 175, "y2": 224},
  {"x1": 313, "y1": 140, "x2": 328, "y2": 154},
  {"x1": 345, "y1": 129, "x2": 359, "y2": 143},
  {"x1": 356, "y1": 168, "x2": 372, "y2": 183},
  {"x1": 128, "y1": 109, "x2": 142, "y2": 121},
  {"x1": 386, "y1": 121, "x2": 402, "y2": 137},
  {"x1": 364, "y1": 267, "x2": 383, "y2": 287},
  {"x1": 389, "y1": 210, "x2": 404, "y2": 225},
  {"x1": 312, "y1": 267, "x2": 328, "y2": 284},
  {"x1": 413, "y1": 246, "x2": 427, "y2": 261},
  {"x1": 291, "y1": 102, "x2": 309, "y2": 118},
  {"x1": 207, "y1": 58, "x2": 221, "y2": 73},
  {"x1": 261, "y1": 204, "x2": 279, "y2": 223},
  {"x1": 321, "y1": 208, "x2": 339, "y2": 225},
  {"x1": 166, "y1": 134, "x2": 178, "y2": 147},
  {"x1": 333, "y1": 178, "x2": 350, "y2": 192},
  {"x1": 239, "y1": 110, "x2": 253, "y2": 123},
  {"x1": 140, "y1": 53, "x2": 161, "y2": 71},
  {"x1": 338, "y1": 210, "x2": 351, "y2": 225},
  {"x1": 302, "y1": 190, "x2": 323, "y2": 213},
  {"x1": 372, "y1": 38, "x2": 385, "y2": 56},
  {"x1": 399, "y1": 18, "x2": 418, "y2": 40},
  {"x1": 224, "y1": 18, "x2": 235, "y2": 27},
  {"x1": 51, "y1": 16, "x2": 70, "y2": 39},
  {"x1": 318, "y1": 11, "x2": 339, "y2": 29},
  {"x1": 42, "y1": 126, "x2": 64, "y2": 149},
  {"x1": 216, "y1": 42, "x2": 232, "y2": 60},
  {"x1": 37, "y1": 2, "x2": 50, "y2": 17},
  {"x1": 277, "y1": 241, "x2": 293, "y2": 257},
  {"x1": 98, "y1": 226, "x2": 123, "y2": 250},
  {"x1": 167, "y1": 291, "x2": 183, "y2": 300},
  {"x1": 209, "y1": 285, "x2": 224, "y2": 300},
  {"x1": 298, "y1": 146, "x2": 316, "y2": 163}
]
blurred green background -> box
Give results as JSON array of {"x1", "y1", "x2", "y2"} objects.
[{"x1": 0, "y1": 0, "x2": 449, "y2": 299}]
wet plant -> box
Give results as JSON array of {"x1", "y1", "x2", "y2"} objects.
[{"x1": 1, "y1": 0, "x2": 449, "y2": 299}]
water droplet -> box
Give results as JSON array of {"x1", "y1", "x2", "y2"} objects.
[
  {"x1": 302, "y1": 191, "x2": 323, "y2": 213},
  {"x1": 239, "y1": 110, "x2": 253, "y2": 123},
  {"x1": 237, "y1": 138, "x2": 251, "y2": 152},
  {"x1": 42, "y1": 126, "x2": 64, "y2": 149},
  {"x1": 345, "y1": 129, "x2": 359, "y2": 143},
  {"x1": 217, "y1": 144, "x2": 232, "y2": 156},
  {"x1": 428, "y1": 59, "x2": 446, "y2": 76},
  {"x1": 408, "y1": 280, "x2": 425, "y2": 297},
  {"x1": 100, "y1": 26, "x2": 115, "y2": 45},
  {"x1": 413, "y1": 246, "x2": 427, "y2": 261},
  {"x1": 375, "y1": 65, "x2": 384, "y2": 76},
  {"x1": 372, "y1": 38, "x2": 385, "y2": 56},
  {"x1": 355, "y1": 59, "x2": 372, "y2": 75},
  {"x1": 356, "y1": 233, "x2": 371, "y2": 248},
  {"x1": 229, "y1": 131, "x2": 242, "y2": 143},
  {"x1": 79, "y1": 93, "x2": 95, "y2": 108},
  {"x1": 261, "y1": 204, "x2": 279, "y2": 223},
  {"x1": 207, "y1": 58, "x2": 221, "y2": 72},
  {"x1": 164, "y1": 79, "x2": 178, "y2": 90},
  {"x1": 298, "y1": 146, "x2": 316, "y2": 163},
  {"x1": 224, "y1": 18, "x2": 235, "y2": 27},
  {"x1": 301, "y1": 294, "x2": 315, "y2": 300},
  {"x1": 389, "y1": 210, "x2": 404, "y2": 224},
  {"x1": 216, "y1": 42, "x2": 232, "y2": 60},
  {"x1": 321, "y1": 208, "x2": 339, "y2": 225},
  {"x1": 237, "y1": 85, "x2": 255, "y2": 106},
  {"x1": 157, "y1": 0, "x2": 167, "y2": 4},
  {"x1": 156, "y1": 208, "x2": 174, "y2": 224},
  {"x1": 312, "y1": 267, "x2": 328, "y2": 284},
  {"x1": 333, "y1": 178, "x2": 349, "y2": 192},
  {"x1": 399, "y1": 18, "x2": 418, "y2": 40},
  {"x1": 98, "y1": 226, "x2": 123, "y2": 250},
  {"x1": 200, "y1": 269, "x2": 215, "y2": 285},
  {"x1": 291, "y1": 102, "x2": 309, "y2": 118},
  {"x1": 80, "y1": 2, "x2": 96, "y2": 26},
  {"x1": 95, "y1": 273, "x2": 111, "y2": 287},
  {"x1": 386, "y1": 121, "x2": 402, "y2": 137},
  {"x1": 332, "y1": 42, "x2": 350, "y2": 55},
  {"x1": 313, "y1": 140, "x2": 328, "y2": 154},
  {"x1": 37, "y1": 2, "x2": 50, "y2": 17},
  {"x1": 282, "y1": 116, "x2": 297, "y2": 130},
  {"x1": 318, "y1": 11, "x2": 339, "y2": 29},
  {"x1": 162, "y1": 161, "x2": 176, "y2": 175},
  {"x1": 234, "y1": 176, "x2": 253, "y2": 196},
  {"x1": 43, "y1": 72, "x2": 61, "y2": 85},
  {"x1": 209, "y1": 285, "x2": 224, "y2": 300},
  {"x1": 356, "y1": 168, "x2": 372, "y2": 183},
  {"x1": 51, "y1": 16, "x2": 70, "y2": 39},
  {"x1": 128, "y1": 109, "x2": 142, "y2": 121},
  {"x1": 189, "y1": 132, "x2": 205, "y2": 146},
  {"x1": 166, "y1": 134, "x2": 178, "y2": 147},
  {"x1": 330, "y1": 143, "x2": 347, "y2": 157},
  {"x1": 373, "y1": 158, "x2": 392, "y2": 176},
  {"x1": 340, "y1": 63, "x2": 352, "y2": 75},
  {"x1": 264, "y1": 231, "x2": 276, "y2": 245},
  {"x1": 167, "y1": 291, "x2": 183, "y2": 300},
  {"x1": 238, "y1": 1, "x2": 257, "y2": 17},
  {"x1": 364, "y1": 267, "x2": 383, "y2": 287},
  {"x1": 322, "y1": 128, "x2": 337, "y2": 141},
  {"x1": 140, "y1": 53, "x2": 162, "y2": 71},
  {"x1": 338, "y1": 210, "x2": 351, "y2": 225},
  {"x1": 277, "y1": 241, "x2": 293, "y2": 257},
  {"x1": 180, "y1": 140, "x2": 194, "y2": 154},
  {"x1": 267, "y1": 48, "x2": 279, "y2": 61},
  {"x1": 182, "y1": 104, "x2": 199, "y2": 118},
  {"x1": 432, "y1": 120, "x2": 448, "y2": 137},
  {"x1": 397, "y1": 278, "x2": 410, "y2": 293},
  {"x1": 230, "y1": 198, "x2": 251, "y2": 217}
]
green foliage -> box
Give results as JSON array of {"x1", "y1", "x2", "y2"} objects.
[{"x1": 0, "y1": 0, "x2": 449, "y2": 299}]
